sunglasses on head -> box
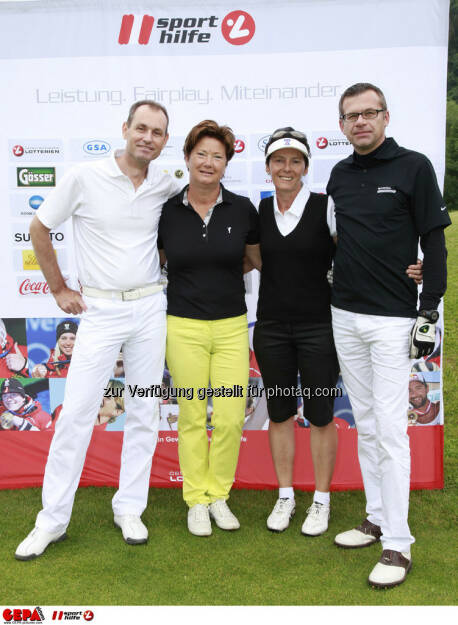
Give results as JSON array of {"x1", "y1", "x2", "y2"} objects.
[{"x1": 270, "y1": 129, "x2": 307, "y2": 141}]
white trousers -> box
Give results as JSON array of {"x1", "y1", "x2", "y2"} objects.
[
  {"x1": 36, "y1": 292, "x2": 167, "y2": 534},
  {"x1": 331, "y1": 306, "x2": 415, "y2": 552}
]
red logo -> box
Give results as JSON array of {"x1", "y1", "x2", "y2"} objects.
[
  {"x1": 3, "y1": 608, "x2": 43, "y2": 622},
  {"x1": 83, "y1": 611, "x2": 94, "y2": 622},
  {"x1": 19, "y1": 279, "x2": 50, "y2": 295},
  {"x1": 221, "y1": 11, "x2": 255, "y2": 45},
  {"x1": 13, "y1": 145, "x2": 24, "y2": 157},
  {"x1": 234, "y1": 139, "x2": 245, "y2": 153},
  {"x1": 119, "y1": 14, "x2": 154, "y2": 44},
  {"x1": 316, "y1": 137, "x2": 328, "y2": 149}
]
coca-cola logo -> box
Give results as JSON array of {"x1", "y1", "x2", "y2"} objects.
[{"x1": 19, "y1": 279, "x2": 50, "y2": 295}]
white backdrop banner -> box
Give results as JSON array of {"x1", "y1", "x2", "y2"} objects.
[{"x1": 0, "y1": 0, "x2": 448, "y2": 490}]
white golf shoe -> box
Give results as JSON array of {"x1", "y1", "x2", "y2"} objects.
[{"x1": 15, "y1": 527, "x2": 67, "y2": 561}]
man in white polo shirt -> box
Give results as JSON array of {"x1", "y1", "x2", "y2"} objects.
[{"x1": 15, "y1": 101, "x2": 179, "y2": 560}]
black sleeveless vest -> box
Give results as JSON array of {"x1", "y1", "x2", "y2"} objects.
[{"x1": 256, "y1": 193, "x2": 334, "y2": 322}]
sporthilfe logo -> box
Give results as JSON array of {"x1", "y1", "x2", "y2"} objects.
[
  {"x1": 221, "y1": 11, "x2": 255, "y2": 45},
  {"x1": 118, "y1": 10, "x2": 255, "y2": 45}
]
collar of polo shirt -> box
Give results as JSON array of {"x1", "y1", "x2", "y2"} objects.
[{"x1": 108, "y1": 149, "x2": 159, "y2": 185}]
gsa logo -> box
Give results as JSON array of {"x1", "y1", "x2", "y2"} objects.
[
  {"x1": 29, "y1": 195, "x2": 44, "y2": 210},
  {"x1": 257, "y1": 135, "x2": 270, "y2": 152},
  {"x1": 83, "y1": 140, "x2": 111, "y2": 155}
]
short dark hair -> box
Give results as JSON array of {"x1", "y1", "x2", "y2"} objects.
[
  {"x1": 183, "y1": 120, "x2": 235, "y2": 162},
  {"x1": 339, "y1": 83, "x2": 387, "y2": 117},
  {"x1": 126, "y1": 100, "x2": 169, "y2": 133}
]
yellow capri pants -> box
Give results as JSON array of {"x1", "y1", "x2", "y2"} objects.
[{"x1": 166, "y1": 314, "x2": 249, "y2": 507}]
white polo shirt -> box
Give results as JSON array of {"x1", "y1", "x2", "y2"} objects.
[
  {"x1": 37, "y1": 151, "x2": 179, "y2": 291},
  {"x1": 273, "y1": 183, "x2": 336, "y2": 237}
]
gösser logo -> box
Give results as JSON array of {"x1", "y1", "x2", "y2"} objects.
[
  {"x1": 17, "y1": 168, "x2": 56, "y2": 187},
  {"x1": 234, "y1": 139, "x2": 245, "y2": 153},
  {"x1": 316, "y1": 137, "x2": 328, "y2": 149},
  {"x1": 83, "y1": 140, "x2": 111, "y2": 155},
  {"x1": 12, "y1": 145, "x2": 24, "y2": 157},
  {"x1": 221, "y1": 11, "x2": 255, "y2": 45}
]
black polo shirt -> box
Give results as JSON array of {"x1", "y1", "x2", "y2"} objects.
[
  {"x1": 158, "y1": 185, "x2": 259, "y2": 320},
  {"x1": 327, "y1": 138, "x2": 451, "y2": 318}
]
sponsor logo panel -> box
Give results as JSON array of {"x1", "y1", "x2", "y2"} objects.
[
  {"x1": 312, "y1": 158, "x2": 343, "y2": 185},
  {"x1": 222, "y1": 160, "x2": 248, "y2": 185},
  {"x1": 9, "y1": 193, "x2": 48, "y2": 218},
  {"x1": 160, "y1": 163, "x2": 189, "y2": 186},
  {"x1": 16, "y1": 167, "x2": 56, "y2": 187},
  {"x1": 310, "y1": 132, "x2": 351, "y2": 155},
  {"x1": 159, "y1": 137, "x2": 186, "y2": 160},
  {"x1": 233, "y1": 136, "x2": 247, "y2": 157},
  {"x1": 17, "y1": 276, "x2": 51, "y2": 296},
  {"x1": 9, "y1": 139, "x2": 64, "y2": 162},
  {"x1": 251, "y1": 160, "x2": 272, "y2": 185},
  {"x1": 83, "y1": 139, "x2": 111, "y2": 156},
  {"x1": 250, "y1": 133, "x2": 270, "y2": 157},
  {"x1": 11, "y1": 222, "x2": 66, "y2": 245},
  {"x1": 13, "y1": 249, "x2": 67, "y2": 272}
]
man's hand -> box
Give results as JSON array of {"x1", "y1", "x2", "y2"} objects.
[
  {"x1": 54, "y1": 286, "x2": 88, "y2": 315},
  {"x1": 406, "y1": 258, "x2": 423, "y2": 285},
  {"x1": 409, "y1": 310, "x2": 439, "y2": 358},
  {"x1": 5, "y1": 343, "x2": 27, "y2": 372}
]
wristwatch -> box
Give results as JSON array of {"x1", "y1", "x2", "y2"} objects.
[{"x1": 418, "y1": 310, "x2": 439, "y2": 323}]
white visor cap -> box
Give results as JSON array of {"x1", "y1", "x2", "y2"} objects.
[{"x1": 266, "y1": 137, "x2": 309, "y2": 160}]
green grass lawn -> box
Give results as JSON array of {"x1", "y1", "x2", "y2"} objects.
[{"x1": 1, "y1": 216, "x2": 457, "y2": 607}]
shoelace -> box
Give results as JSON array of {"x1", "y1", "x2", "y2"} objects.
[
  {"x1": 193, "y1": 506, "x2": 209, "y2": 521},
  {"x1": 274, "y1": 498, "x2": 292, "y2": 514},
  {"x1": 307, "y1": 503, "x2": 324, "y2": 516},
  {"x1": 211, "y1": 501, "x2": 231, "y2": 518}
]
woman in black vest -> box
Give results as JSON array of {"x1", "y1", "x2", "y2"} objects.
[{"x1": 249, "y1": 128, "x2": 339, "y2": 537}]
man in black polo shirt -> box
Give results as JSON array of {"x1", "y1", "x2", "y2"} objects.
[{"x1": 327, "y1": 82, "x2": 450, "y2": 588}]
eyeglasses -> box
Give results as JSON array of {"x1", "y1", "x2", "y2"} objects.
[
  {"x1": 271, "y1": 129, "x2": 307, "y2": 140},
  {"x1": 340, "y1": 109, "x2": 386, "y2": 122}
]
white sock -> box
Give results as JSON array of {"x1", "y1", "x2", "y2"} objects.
[
  {"x1": 279, "y1": 487, "x2": 294, "y2": 500},
  {"x1": 314, "y1": 490, "x2": 330, "y2": 505}
]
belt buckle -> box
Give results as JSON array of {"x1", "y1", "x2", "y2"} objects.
[{"x1": 122, "y1": 288, "x2": 139, "y2": 301}]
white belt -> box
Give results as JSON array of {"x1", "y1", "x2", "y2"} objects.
[{"x1": 82, "y1": 284, "x2": 163, "y2": 301}]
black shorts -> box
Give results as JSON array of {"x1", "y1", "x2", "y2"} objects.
[{"x1": 253, "y1": 319, "x2": 339, "y2": 426}]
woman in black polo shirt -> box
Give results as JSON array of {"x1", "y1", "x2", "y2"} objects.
[
  {"x1": 158, "y1": 120, "x2": 259, "y2": 537},
  {"x1": 250, "y1": 128, "x2": 340, "y2": 538}
]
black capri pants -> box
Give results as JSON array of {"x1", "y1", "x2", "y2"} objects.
[{"x1": 253, "y1": 319, "x2": 339, "y2": 426}]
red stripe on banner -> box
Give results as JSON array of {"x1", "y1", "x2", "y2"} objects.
[
  {"x1": 138, "y1": 15, "x2": 155, "y2": 45},
  {"x1": 0, "y1": 426, "x2": 444, "y2": 490},
  {"x1": 118, "y1": 14, "x2": 134, "y2": 45}
]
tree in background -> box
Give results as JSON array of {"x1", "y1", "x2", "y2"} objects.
[{"x1": 446, "y1": 0, "x2": 458, "y2": 210}]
